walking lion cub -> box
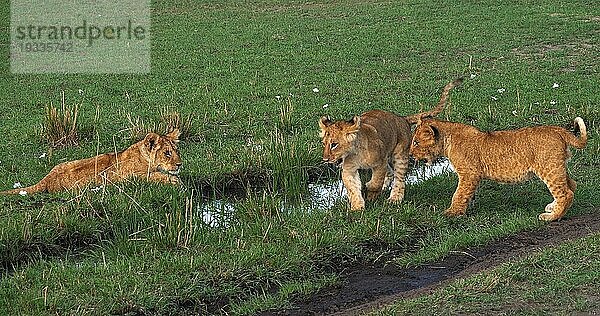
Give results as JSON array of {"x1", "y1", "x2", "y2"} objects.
[
  {"x1": 410, "y1": 117, "x2": 587, "y2": 221},
  {"x1": 1, "y1": 130, "x2": 182, "y2": 195},
  {"x1": 319, "y1": 78, "x2": 462, "y2": 210}
]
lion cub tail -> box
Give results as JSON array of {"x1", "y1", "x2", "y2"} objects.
[
  {"x1": 0, "y1": 181, "x2": 46, "y2": 195},
  {"x1": 405, "y1": 77, "x2": 463, "y2": 124},
  {"x1": 567, "y1": 117, "x2": 587, "y2": 149}
]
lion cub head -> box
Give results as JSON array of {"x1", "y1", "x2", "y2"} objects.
[
  {"x1": 318, "y1": 116, "x2": 361, "y2": 164},
  {"x1": 410, "y1": 119, "x2": 443, "y2": 165},
  {"x1": 139, "y1": 129, "x2": 182, "y2": 174}
]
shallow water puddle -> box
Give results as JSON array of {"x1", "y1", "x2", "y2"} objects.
[
  {"x1": 200, "y1": 199, "x2": 235, "y2": 227},
  {"x1": 198, "y1": 160, "x2": 454, "y2": 226},
  {"x1": 307, "y1": 180, "x2": 346, "y2": 210},
  {"x1": 406, "y1": 159, "x2": 454, "y2": 185}
]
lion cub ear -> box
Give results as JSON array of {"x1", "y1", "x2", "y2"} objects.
[
  {"x1": 143, "y1": 133, "x2": 161, "y2": 151},
  {"x1": 166, "y1": 129, "x2": 181, "y2": 143},
  {"x1": 319, "y1": 116, "x2": 333, "y2": 130},
  {"x1": 348, "y1": 116, "x2": 361, "y2": 133},
  {"x1": 429, "y1": 125, "x2": 440, "y2": 141},
  {"x1": 319, "y1": 116, "x2": 332, "y2": 138}
]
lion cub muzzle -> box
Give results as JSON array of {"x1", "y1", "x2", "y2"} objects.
[{"x1": 165, "y1": 163, "x2": 183, "y2": 175}]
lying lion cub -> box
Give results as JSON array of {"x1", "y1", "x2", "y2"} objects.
[
  {"x1": 1, "y1": 130, "x2": 182, "y2": 195},
  {"x1": 319, "y1": 78, "x2": 462, "y2": 210},
  {"x1": 410, "y1": 117, "x2": 587, "y2": 221}
]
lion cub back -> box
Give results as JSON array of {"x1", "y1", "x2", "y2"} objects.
[{"x1": 360, "y1": 110, "x2": 412, "y2": 150}]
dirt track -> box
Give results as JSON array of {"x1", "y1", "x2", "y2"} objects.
[{"x1": 261, "y1": 212, "x2": 600, "y2": 316}]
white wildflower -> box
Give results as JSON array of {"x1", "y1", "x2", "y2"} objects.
[
  {"x1": 497, "y1": 88, "x2": 506, "y2": 94},
  {"x1": 550, "y1": 100, "x2": 557, "y2": 105},
  {"x1": 312, "y1": 87, "x2": 319, "y2": 93},
  {"x1": 491, "y1": 96, "x2": 498, "y2": 101},
  {"x1": 19, "y1": 190, "x2": 27, "y2": 196},
  {"x1": 322, "y1": 104, "x2": 329, "y2": 109},
  {"x1": 470, "y1": 74, "x2": 477, "y2": 79},
  {"x1": 91, "y1": 185, "x2": 104, "y2": 192},
  {"x1": 552, "y1": 83, "x2": 559, "y2": 89},
  {"x1": 13, "y1": 182, "x2": 22, "y2": 189},
  {"x1": 275, "y1": 95, "x2": 281, "y2": 100},
  {"x1": 78, "y1": 89, "x2": 84, "y2": 94}
]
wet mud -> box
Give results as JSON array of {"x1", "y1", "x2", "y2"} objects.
[{"x1": 261, "y1": 212, "x2": 600, "y2": 316}]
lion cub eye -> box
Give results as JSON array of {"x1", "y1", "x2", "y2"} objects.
[
  {"x1": 330, "y1": 143, "x2": 339, "y2": 150},
  {"x1": 412, "y1": 140, "x2": 419, "y2": 147},
  {"x1": 165, "y1": 150, "x2": 172, "y2": 158}
]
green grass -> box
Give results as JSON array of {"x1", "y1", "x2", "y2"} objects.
[
  {"x1": 1, "y1": 0, "x2": 599, "y2": 314},
  {"x1": 376, "y1": 232, "x2": 600, "y2": 315}
]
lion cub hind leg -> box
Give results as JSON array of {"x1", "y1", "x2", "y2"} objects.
[
  {"x1": 388, "y1": 149, "x2": 409, "y2": 203},
  {"x1": 542, "y1": 176, "x2": 574, "y2": 214},
  {"x1": 342, "y1": 169, "x2": 365, "y2": 210},
  {"x1": 538, "y1": 178, "x2": 574, "y2": 222},
  {"x1": 366, "y1": 165, "x2": 388, "y2": 201},
  {"x1": 445, "y1": 174, "x2": 481, "y2": 217},
  {"x1": 382, "y1": 163, "x2": 394, "y2": 190}
]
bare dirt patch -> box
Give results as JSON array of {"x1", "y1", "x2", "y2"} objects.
[{"x1": 260, "y1": 211, "x2": 600, "y2": 316}]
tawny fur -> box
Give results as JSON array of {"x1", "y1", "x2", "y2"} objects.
[
  {"x1": 410, "y1": 117, "x2": 587, "y2": 221},
  {"x1": 1, "y1": 130, "x2": 183, "y2": 195},
  {"x1": 318, "y1": 78, "x2": 462, "y2": 210}
]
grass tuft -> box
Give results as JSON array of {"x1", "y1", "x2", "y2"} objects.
[
  {"x1": 278, "y1": 97, "x2": 295, "y2": 133},
  {"x1": 267, "y1": 129, "x2": 310, "y2": 198},
  {"x1": 42, "y1": 91, "x2": 80, "y2": 148},
  {"x1": 160, "y1": 110, "x2": 196, "y2": 140},
  {"x1": 127, "y1": 110, "x2": 197, "y2": 141},
  {"x1": 126, "y1": 113, "x2": 157, "y2": 141},
  {"x1": 157, "y1": 194, "x2": 196, "y2": 249}
]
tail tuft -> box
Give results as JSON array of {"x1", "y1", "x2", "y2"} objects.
[
  {"x1": 405, "y1": 77, "x2": 463, "y2": 124},
  {"x1": 572, "y1": 117, "x2": 587, "y2": 149}
]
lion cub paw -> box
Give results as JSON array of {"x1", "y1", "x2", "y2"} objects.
[
  {"x1": 538, "y1": 212, "x2": 560, "y2": 221},
  {"x1": 444, "y1": 208, "x2": 466, "y2": 217},
  {"x1": 544, "y1": 201, "x2": 556, "y2": 213},
  {"x1": 387, "y1": 196, "x2": 404, "y2": 204}
]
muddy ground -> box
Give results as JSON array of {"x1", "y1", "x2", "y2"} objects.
[{"x1": 260, "y1": 212, "x2": 600, "y2": 316}]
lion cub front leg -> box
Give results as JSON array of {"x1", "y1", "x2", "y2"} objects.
[
  {"x1": 342, "y1": 169, "x2": 365, "y2": 210},
  {"x1": 388, "y1": 150, "x2": 409, "y2": 203},
  {"x1": 446, "y1": 174, "x2": 481, "y2": 217},
  {"x1": 365, "y1": 165, "x2": 388, "y2": 201},
  {"x1": 147, "y1": 172, "x2": 182, "y2": 185}
]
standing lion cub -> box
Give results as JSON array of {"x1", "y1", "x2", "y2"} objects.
[
  {"x1": 1, "y1": 130, "x2": 182, "y2": 195},
  {"x1": 410, "y1": 117, "x2": 587, "y2": 221},
  {"x1": 319, "y1": 78, "x2": 462, "y2": 210}
]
